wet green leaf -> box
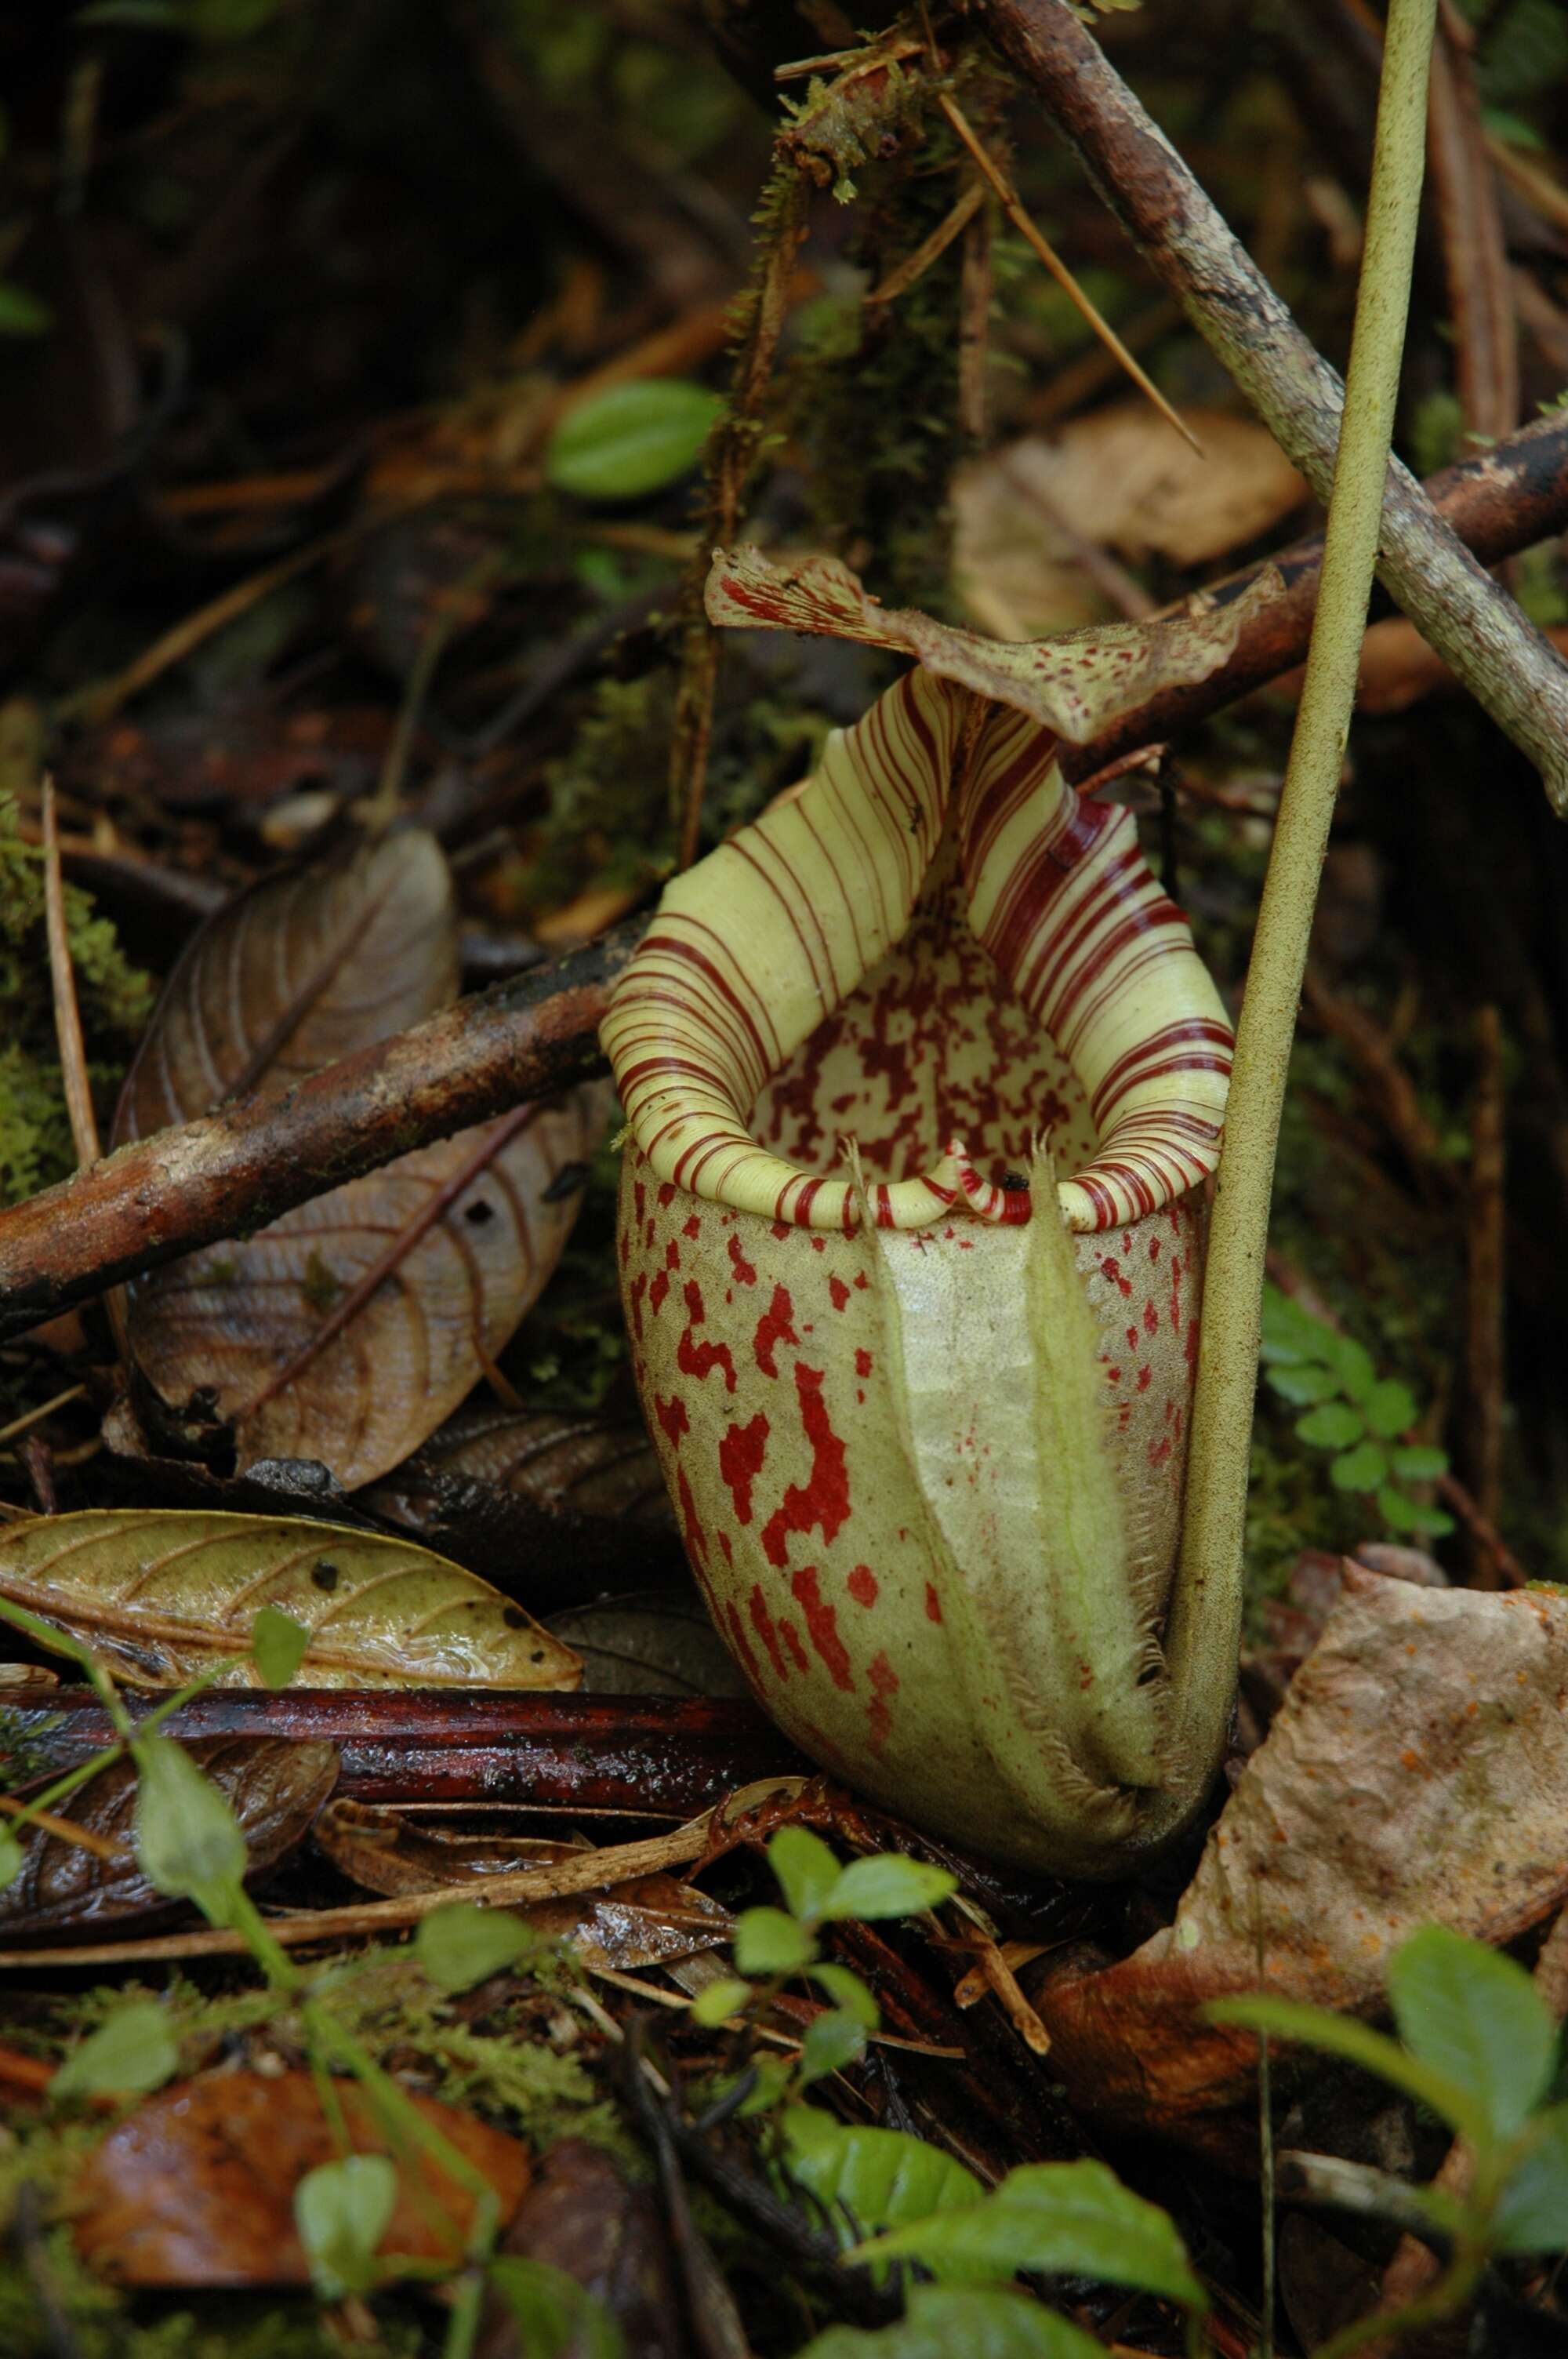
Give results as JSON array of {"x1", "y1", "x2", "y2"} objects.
[
  {"x1": 1295, "y1": 1401, "x2": 1365, "y2": 1448},
  {"x1": 1388, "y1": 1925, "x2": 1557, "y2": 2144},
  {"x1": 818, "y1": 1856, "x2": 956, "y2": 1922},
  {"x1": 795, "y1": 2286, "x2": 1105, "y2": 2359},
  {"x1": 295, "y1": 2153, "x2": 397, "y2": 2299},
  {"x1": 53, "y1": 2000, "x2": 180, "y2": 2101},
  {"x1": 546, "y1": 380, "x2": 722, "y2": 501},
  {"x1": 1364, "y1": 1379, "x2": 1417, "y2": 1439},
  {"x1": 734, "y1": 1905, "x2": 815, "y2": 1975},
  {"x1": 1265, "y1": 1362, "x2": 1341, "y2": 1406},
  {"x1": 800, "y1": 2007, "x2": 868, "y2": 2085},
  {"x1": 780, "y1": 2107, "x2": 982, "y2": 2244},
  {"x1": 769, "y1": 1824, "x2": 841, "y2": 1921},
  {"x1": 856, "y1": 2159, "x2": 1203, "y2": 2312},
  {"x1": 252, "y1": 1605, "x2": 310, "y2": 1690},
  {"x1": 1495, "y1": 2104, "x2": 1568, "y2": 2254},
  {"x1": 132, "y1": 1733, "x2": 247, "y2": 1911},
  {"x1": 1330, "y1": 1441, "x2": 1390, "y2": 1492},
  {"x1": 689, "y1": 1976, "x2": 753, "y2": 2027},
  {"x1": 415, "y1": 1900, "x2": 535, "y2": 1993}
]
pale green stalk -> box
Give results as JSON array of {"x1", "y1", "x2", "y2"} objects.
[{"x1": 1159, "y1": 0, "x2": 1440, "y2": 1805}]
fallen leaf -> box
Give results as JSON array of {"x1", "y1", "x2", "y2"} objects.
[
  {"x1": 544, "y1": 1595, "x2": 750, "y2": 1698},
  {"x1": 704, "y1": 542, "x2": 1283, "y2": 744},
  {"x1": 1036, "y1": 1570, "x2": 1568, "y2": 2154},
  {"x1": 314, "y1": 1799, "x2": 731, "y2": 1970},
  {"x1": 361, "y1": 1406, "x2": 683, "y2": 1601},
  {"x1": 0, "y1": 1735, "x2": 338, "y2": 1943},
  {"x1": 74, "y1": 2070, "x2": 529, "y2": 2287},
  {"x1": 113, "y1": 830, "x2": 609, "y2": 1488},
  {"x1": 114, "y1": 830, "x2": 456, "y2": 1127},
  {"x1": 953, "y1": 408, "x2": 1308, "y2": 638},
  {"x1": 477, "y1": 2139, "x2": 688, "y2": 2359},
  {"x1": 0, "y1": 1509, "x2": 580, "y2": 1690}
]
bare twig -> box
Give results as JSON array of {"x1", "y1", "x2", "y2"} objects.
[
  {"x1": 936, "y1": 89, "x2": 1200, "y2": 454},
  {"x1": 1427, "y1": 14, "x2": 1519, "y2": 441},
  {"x1": 983, "y1": 0, "x2": 1568, "y2": 813},
  {"x1": 41, "y1": 783, "x2": 131, "y2": 1364},
  {"x1": 1465, "y1": 1005, "x2": 1507, "y2": 1581}
]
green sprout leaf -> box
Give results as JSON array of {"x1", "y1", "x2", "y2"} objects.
[
  {"x1": 415, "y1": 1900, "x2": 535, "y2": 1994},
  {"x1": 689, "y1": 1976, "x2": 753, "y2": 2027},
  {"x1": 252, "y1": 1604, "x2": 310, "y2": 1690},
  {"x1": 1320, "y1": 1331, "x2": 1378, "y2": 1404},
  {"x1": 294, "y1": 2153, "x2": 397, "y2": 2300},
  {"x1": 769, "y1": 1824, "x2": 842, "y2": 1922},
  {"x1": 1265, "y1": 1361, "x2": 1342, "y2": 1406},
  {"x1": 544, "y1": 379, "x2": 722, "y2": 501},
  {"x1": 1494, "y1": 2103, "x2": 1568, "y2": 2255},
  {"x1": 793, "y1": 2284, "x2": 1106, "y2": 2359},
  {"x1": 855, "y1": 2159, "x2": 1203, "y2": 2312},
  {"x1": 1363, "y1": 1379, "x2": 1418, "y2": 1439},
  {"x1": 1207, "y1": 1994, "x2": 1490, "y2": 2149},
  {"x1": 780, "y1": 2106, "x2": 982, "y2": 2244},
  {"x1": 1391, "y1": 1444, "x2": 1448, "y2": 1482},
  {"x1": 1387, "y1": 1925, "x2": 1559, "y2": 2144},
  {"x1": 1377, "y1": 1485, "x2": 1425, "y2": 1533},
  {"x1": 53, "y1": 2000, "x2": 180, "y2": 2102},
  {"x1": 0, "y1": 1823, "x2": 23, "y2": 1893},
  {"x1": 1296, "y1": 1401, "x2": 1365, "y2": 1448},
  {"x1": 0, "y1": 284, "x2": 53, "y2": 337},
  {"x1": 818, "y1": 1855, "x2": 957, "y2": 1923},
  {"x1": 800, "y1": 2007, "x2": 869, "y2": 2086},
  {"x1": 132, "y1": 1733, "x2": 247, "y2": 1913},
  {"x1": 808, "y1": 1961, "x2": 880, "y2": 2030},
  {"x1": 1330, "y1": 1441, "x2": 1390, "y2": 1492},
  {"x1": 734, "y1": 1905, "x2": 817, "y2": 1975},
  {"x1": 487, "y1": 2256, "x2": 625, "y2": 2359}
]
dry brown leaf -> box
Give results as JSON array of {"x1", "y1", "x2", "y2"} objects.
[
  {"x1": 0, "y1": 1509, "x2": 580, "y2": 1690},
  {"x1": 953, "y1": 406, "x2": 1308, "y2": 639},
  {"x1": 74, "y1": 2070, "x2": 530, "y2": 2287},
  {"x1": 114, "y1": 831, "x2": 457, "y2": 1126},
  {"x1": 314, "y1": 1799, "x2": 732, "y2": 1968},
  {"x1": 0, "y1": 1736, "x2": 337, "y2": 1943},
  {"x1": 1036, "y1": 1569, "x2": 1568, "y2": 2154},
  {"x1": 704, "y1": 543, "x2": 1283, "y2": 744},
  {"x1": 114, "y1": 830, "x2": 608, "y2": 1488}
]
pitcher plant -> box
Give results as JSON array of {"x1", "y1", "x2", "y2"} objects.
[{"x1": 602, "y1": 549, "x2": 1265, "y2": 1875}]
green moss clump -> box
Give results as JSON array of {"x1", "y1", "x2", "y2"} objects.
[{"x1": 0, "y1": 800, "x2": 152, "y2": 1208}]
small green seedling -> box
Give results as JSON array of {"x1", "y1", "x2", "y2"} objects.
[
  {"x1": 1260, "y1": 1283, "x2": 1453, "y2": 1538},
  {"x1": 1211, "y1": 1923, "x2": 1568, "y2": 2359}
]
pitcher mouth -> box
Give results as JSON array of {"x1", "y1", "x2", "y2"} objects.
[{"x1": 604, "y1": 670, "x2": 1232, "y2": 1237}]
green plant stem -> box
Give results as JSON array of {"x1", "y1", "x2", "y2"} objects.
[{"x1": 1160, "y1": 0, "x2": 1439, "y2": 1811}]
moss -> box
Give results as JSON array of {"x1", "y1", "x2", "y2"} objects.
[{"x1": 0, "y1": 799, "x2": 151, "y2": 1209}]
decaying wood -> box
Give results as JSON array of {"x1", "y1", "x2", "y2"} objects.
[
  {"x1": 983, "y1": 0, "x2": 1568, "y2": 812},
  {"x1": 4, "y1": 1688, "x2": 803, "y2": 1816}
]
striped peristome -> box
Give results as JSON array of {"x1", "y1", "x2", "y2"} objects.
[
  {"x1": 604, "y1": 671, "x2": 1232, "y2": 1236},
  {"x1": 603, "y1": 660, "x2": 1233, "y2": 1874}
]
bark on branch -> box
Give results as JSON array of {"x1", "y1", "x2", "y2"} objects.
[
  {"x1": 984, "y1": 0, "x2": 1568, "y2": 813},
  {"x1": 0, "y1": 921, "x2": 641, "y2": 1343},
  {"x1": 1068, "y1": 405, "x2": 1568, "y2": 776}
]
